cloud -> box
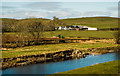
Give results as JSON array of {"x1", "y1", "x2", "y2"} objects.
[
  {"x1": 2, "y1": 0, "x2": 119, "y2": 2},
  {"x1": 56, "y1": 11, "x2": 70, "y2": 17},
  {"x1": 1, "y1": 6, "x2": 16, "y2": 9},
  {"x1": 108, "y1": 7, "x2": 118, "y2": 11},
  {"x1": 41, "y1": 8, "x2": 82, "y2": 19},
  {"x1": 24, "y1": 2, "x2": 62, "y2": 11},
  {"x1": 1, "y1": 2, "x2": 118, "y2": 19},
  {"x1": 25, "y1": 12, "x2": 29, "y2": 15},
  {"x1": 83, "y1": 11, "x2": 112, "y2": 17}
]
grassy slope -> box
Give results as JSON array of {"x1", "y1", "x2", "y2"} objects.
[
  {"x1": 2, "y1": 40, "x2": 117, "y2": 58},
  {"x1": 1, "y1": 17, "x2": 118, "y2": 29},
  {"x1": 4, "y1": 30, "x2": 117, "y2": 38},
  {"x1": 61, "y1": 17, "x2": 118, "y2": 29},
  {"x1": 53, "y1": 60, "x2": 119, "y2": 74},
  {"x1": 43, "y1": 30, "x2": 116, "y2": 38}
]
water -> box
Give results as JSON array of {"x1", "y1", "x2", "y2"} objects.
[{"x1": 2, "y1": 52, "x2": 120, "y2": 74}]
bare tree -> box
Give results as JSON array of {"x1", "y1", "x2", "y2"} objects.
[
  {"x1": 16, "y1": 20, "x2": 44, "y2": 44},
  {"x1": 53, "y1": 16, "x2": 59, "y2": 22},
  {"x1": 53, "y1": 16, "x2": 67, "y2": 27}
]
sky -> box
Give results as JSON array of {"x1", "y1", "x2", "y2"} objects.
[
  {"x1": 1, "y1": 0, "x2": 120, "y2": 2},
  {"x1": 0, "y1": 1, "x2": 118, "y2": 19}
]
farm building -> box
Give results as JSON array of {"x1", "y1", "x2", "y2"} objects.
[
  {"x1": 56, "y1": 25, "x2": 98, "y2": 31},
  {"x1": 88, "y1": 28, "x2": 98, "y2": 31},
  {"x1": 82, "y1": 26, "x2": 88, "y2": 30},
  {"x1": 58, "y1": 26, "x2": 62, "y2": 30}
]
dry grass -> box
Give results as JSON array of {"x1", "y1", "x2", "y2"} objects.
[{"x1": 2, "y1": 39, "x2": 117, "y2": 58}]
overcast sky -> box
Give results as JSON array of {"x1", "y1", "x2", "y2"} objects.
[{"x1": 0, "y1": 2, "x2": 118, "y2": 19}]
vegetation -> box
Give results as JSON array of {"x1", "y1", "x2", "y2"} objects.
[
  {"x1": 114, "y1": 31, "x2": 120, "y2": 44},
  {"x1": 2, "y1": 30, "x2": 116, "y2": 48},
  {"x1": 1, "y1": 17, "x2": 119, "y2": 73},
  {"x1": 2, "y1": 40, "x2": 117, "y2": 58},
  {"x1": 1, "y1": 17, "x2": 118, "y2": 33},
  {"x1": 53, "y1": 16, "x2": 67, "y2": 27},
  {"x1": 16, "y1": 19, "x2": 55, "y2": 44},
  {"x1": 1, "y1": 16, "x2": 119, "y2": 57},
  {"x1": 4, "y1": 30, "x2": 117, "y2": 38},
  {"x1": 1, "y1": 18, "x2": 55, "y2": 33},
  {"x1": 1, "y1": 18, "x2": 18, "y2": 33},
  {"x1": 2, "y1": 17, "x2": 118, "y2": 47},
  {"x1": 43, "y1": 30, "x2": 116, "y2": 38},
  {"x1": 61, "y1": 17, "x2": 118, "y2": 29},
  {"x1": 53, "y1": 60, "x2": 119, "y2": 74}
]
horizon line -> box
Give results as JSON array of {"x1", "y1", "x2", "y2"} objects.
[{"x1": 0, "y1": 16, "x2": 119, "y2": 20}]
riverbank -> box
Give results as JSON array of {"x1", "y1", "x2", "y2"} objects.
[
  {"x1": 52, "y1": 60, "x2": 119, "y2": 74},
  {"x1": 2, "y1": 39, "x2": 116, "y2": 58},
  {"x1": 2, "y1": 46, "x2": 119, "y2": 70},
  {"x1": 1, "y1": 39, "x2": 118, "y2": 70}
]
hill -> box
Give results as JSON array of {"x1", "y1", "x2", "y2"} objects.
[
  {"x1": 1, "y1": 18, "x2": 53, "y2": 32},
  {"x1": 60, "y1": 17, "x2": 118, "y2": 29},
  {"x1": 1, "y1": 17, "x2": 118, "y2": 32}
]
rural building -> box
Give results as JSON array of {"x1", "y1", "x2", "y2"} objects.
[
  {"x1": 58, "y1": 26, "x2": 62, "y2": 30},
  {"x1": 82, "y1": 26, "x2": 88, "y2": 30},
  {"x1": 63, "y1": 26, "x2": 68, "y2": 30},
  {"x1": 88, "y1": 28, "x2": 98, "y2": 31},
  {"x1": 56, "y1": 25, "x2": 98, "y2": 31}
]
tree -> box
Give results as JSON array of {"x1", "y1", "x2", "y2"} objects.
[
  {"x1": 16, "y1": 19, "x2": 44, "y2": 44},
  {"x1": 53, "y1": 16, "x2": 59, "y2": 22},
  {"x1": 29, "y1": 22, "x2": 44, "y2": 41},
  {"x1": 48, "y1": 21, "x2": 55, "y2": 31},
  {"x1": 2, "y1": 18, "x2": 18, "y2": 33},
  {"x1": 53, "y1": 16, "x2": 67, "y2": 27}
]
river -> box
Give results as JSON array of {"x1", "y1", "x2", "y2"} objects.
[{"x1": 2, "y1": 52, "x2": 120, "y2": 75}]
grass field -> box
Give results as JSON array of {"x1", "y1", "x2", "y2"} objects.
[
  {"x1": 53, "y1": 60, "x2": 119, "y2": 74},
  {"x1": 4, "y1": 30, "x2": 117, "y2": 38},
  {"x1": 61, "y1": 17, "x2": 118, "y2": 29},
  {"x1": 2, "y1": 17, "x2": 118, "y2": 29},
  {"x1": 44, "y1": 30, "x2": 116, "y2": 38},
  {"x1": 2, "y1": 39, "x2": 117, "y2": 58}
]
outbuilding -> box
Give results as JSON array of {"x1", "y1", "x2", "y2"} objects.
[
  {"x1": 58, "y1": 26, "x2": 62, "y2": 30},
  {"x1": 88, "y1": 28, "x2": 98, "y2": 31}
]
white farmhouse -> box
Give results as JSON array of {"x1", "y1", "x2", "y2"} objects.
[
  {"x1": 58, "y1": 26, "x2": 62, "y2": 30},
  {"x1": 63, "y1": 26, "x2": 68, "y2": 30},
  {"x1": 88, "y1": 28, "x2": 98, "y2": 31}
]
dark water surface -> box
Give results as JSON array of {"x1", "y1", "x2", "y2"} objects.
[{"x1": 2, "y1": 52, "x2": 120, "y2": 74}]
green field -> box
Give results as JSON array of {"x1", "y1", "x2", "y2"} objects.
[
  {"x1": 4, "y1": 30, "x2": 117, "y2": 38},
  {"x1": 61, "y1": 17, "x2": 118, "y2": 29},
  {"x1": 43, "y1": 30, "x2": 116, "y2": 38},
  {"x1": 2, "y1": 40, "x2": 117, "y2": 58},
  {"x1": 53, "y1": 60, "x2": 119, "y2": 74},
  {"x1": 2, "y1": 17, "x2": 118, "y2": 30}
]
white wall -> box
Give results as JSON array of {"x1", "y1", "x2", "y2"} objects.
[
  {"x1": 58, "y1": 27, "x2": 62, "y2": 30},
  {"x1": 88, "y1": 28, "x2": 98, "y2": 30}
]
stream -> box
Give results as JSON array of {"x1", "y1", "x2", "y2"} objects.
[{"x1": 2, "y1": 52, "x2": 120, "y2": 75}]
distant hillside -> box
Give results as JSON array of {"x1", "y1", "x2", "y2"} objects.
[
  {"x1": 1, "y1": 18, "x2": 54, "y2": 32},
  {"x1": 1, "y1": 18, "x2": 51, "y2": 27},
  {"x1": 1, "y1": 17, "x2": 118, "y2": 31},
  {"x1": 60, "y1": 17, "x2": 118, "y2": 29}
]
